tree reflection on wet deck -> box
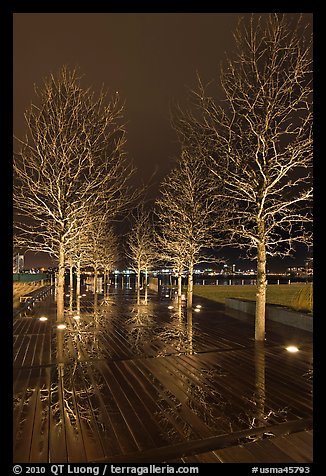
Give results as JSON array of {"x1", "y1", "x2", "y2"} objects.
[{"x1": 13, "y1": 285, "x2": 313, "y2": 463}]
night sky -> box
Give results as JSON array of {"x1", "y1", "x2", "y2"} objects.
[{"x1": 13, "y1": 12, "x2": 313, "y2": 271}]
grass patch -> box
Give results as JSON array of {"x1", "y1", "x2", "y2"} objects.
[{"x1": 193, "y1": 283, "x2": 313, "y2": 314}]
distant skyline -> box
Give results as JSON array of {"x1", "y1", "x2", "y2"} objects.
[
  {"x1": 19, "y1": 246, "x2": 311, "y2": 273},
  {"x1": 13, "y1": 12, "x2": 313, "y2": 271}
]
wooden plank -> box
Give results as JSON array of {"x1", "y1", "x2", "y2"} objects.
[
  {"x1": 244, "y1": 438, "x2": 297, "y2": 463},
  {"x1": 178, "y1": 349, "x2": 312, "y2": 423},
  {"x1": 60, "y1": 364, "x2": 88, "y2": 463},
  {"x1": 13, "y1": 367, "x2": 40, "y2": 462},
  {"x1": 130, "y1": 359, "x2": 202, "y2": 443},
  {"x1": 97, "y1": 361, "x2": 157, "y2": 451},
  {"x1": 152, "y1": 354, "x2": 232, "y2": 435},
  {"x1": 77, "y1": 361, "x2": 124, "y2": 459},
  {"x1": 14, "y1": 335, "x2": 32, "y2": 368},
  {"x1": 214, "y1": 445, "x2": 261, "y2": 463},
  {"x1": 88, "y1": 362, "x2": 139, "y2": 455},
  {"x1": 69, "y1": 364, "x2": 106, "y2": 462},
  {"x1": 185, "y1": 450, "x2": 222, "y2": 463},
  {"x1": 92, "y1": 418, "x2": 312, "y2": 463},
  {"x1": 287, "y1": 430, "x2": 313, "y2": 453},
  {"x1": 30, "y1": 333, "x2": 46, "y2": 368},
  {"x1": 29, "y1": 366, "x2": 51, "y2": 463},
  {"x1": 48, "y1": 364, "x2": 68, "y2": 462},
  {"x1": 144, "y1": 357, "x2": 214, "y2": 439},
  {"x1": 124, "y1": 359, "x2": 187, "y2": 445},
  {"x1": 271, "y1": 432, "x2": 313, "y2": 462},
  {"x1": 113, "y1": 360, "x2": 171, "y2": 448}
]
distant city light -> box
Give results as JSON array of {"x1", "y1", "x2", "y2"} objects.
[
  {"x1": 286, "y1": 345, "x2": 299, "y2": 353},
  {"x1": 165, "y1": 294, "x2": 170, "y2": 298}
]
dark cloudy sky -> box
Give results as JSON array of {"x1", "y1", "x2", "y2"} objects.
[
  {"x1": 14, "y1": 13, "x2": 254, "y2": 183},
  {"x1": 13, "y1": 12, "x2": 312, "y2": 270}
]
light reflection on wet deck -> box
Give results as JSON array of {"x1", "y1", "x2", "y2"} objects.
[{"x1": 13, "y1": 285, "x2": 313, "y2": 463}]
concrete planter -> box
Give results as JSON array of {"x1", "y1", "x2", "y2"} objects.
[{"x1": 225, "y1": 298, "x2": 312, "y2": 332}]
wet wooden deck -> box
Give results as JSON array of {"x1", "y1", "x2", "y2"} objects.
[
  {"x1": 13, "y1": 287, "x2": 313, "y2": 463},
  {"x1": 166, "y1": 429, "x2": 313, "y2": 463}
]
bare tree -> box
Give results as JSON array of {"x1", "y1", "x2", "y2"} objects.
[
  {"x1": 13, "y1": 66, "x2": 135, "y2": 321},
  {"x1": 175, "y1": 14, "x2": 312, "y2": 339},
  {"x1": 126, "y1": 205, "x2": 157, "y2": 291},
  {"x1": 155, "y1": 150, "x2": 219, "y2": 307},
  {"x1": 82, "y1": 216, "x2": 118, "y2": 297}
]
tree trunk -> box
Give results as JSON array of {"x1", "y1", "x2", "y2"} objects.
[
  {"x1": 187, "y1": 308, "x2": 193, "y2": 355},
  {"x1": 57, "y1": 241, "x2": 65, "y2": 322},
  {"x1": 137, "y1": 268, "x2": 141, "y2": 290},
  {"x1": 69, "y1": 261, "x2": 73, "y2": 312},
  {"x1": 94, "y1": 267, "x2": 98, "y2": 294},
  {"x1": 76, "y1": 260, "x2": 81, "y2": 302},
  {"x1": 254, "y1": 341, "x2": 266, "y2": 427},
  {"x1": 187, "y1": 262, "x2": 194, "y2": 309},
  {"x1": 69, "y1": 261, "x2": 73, "y2": 290},
  {"x1": 255, "y1": 240, "x2": 267, "y2": 341},
  {"x1": 103, "y1": 269, "x2": 107, "y2": 296},
  {"x1": 178, "y1": 272, "x2": 182, "y2": 299},
  {"x1": 76, "y1": 260, "x2": 81, "y2": 314}
]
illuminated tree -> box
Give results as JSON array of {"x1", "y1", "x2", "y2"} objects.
[
  {"x1": 13, "y1": 66, "x2": 134, "y2": 321},
  {"x1": 126, "y1": 205, "x2": 157, "y2": 290},
  {"x1": 81, "y1": 216, "x2": 119, "y2": 297},
  {"x1": 175, "y1": 14, "x2": 312, "y2": 339},
  {"x1": 155, "y1": 150, "x2": 219, "y2": 307}
]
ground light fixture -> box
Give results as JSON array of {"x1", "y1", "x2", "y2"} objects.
[
  {"x1": 57, "y1": 323, "x2": 67, "y2": 330},
  {"x1": 286, "y1": 345, "x2": 299, "y2": 353},
  {"x1": 73, "y1": 315, "x2": 80, "y2": 320},
  {"x1": 195, "y1": 305, "x2": 202, "y2": 309},
  {"x1": 39, "y1": 316, "x2": 48, "y2": 321},
  {"x1": 168, "y1": 305, "x2": 174, "y2": 310},
  {"x1": 194, "y1": 308, "x2": 201, "y2": 313}
]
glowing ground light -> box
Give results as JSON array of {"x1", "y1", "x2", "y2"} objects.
[
  {"x1": 195, "y1": 304, "x2": 202, "y2": 309},
  {"x1": 73, "y1": 315, "x2": 80, "y2": 320},
  {"x1": 165, "y1": 294, "x2": 170, "y2": 298},
  {"x1": 286, "y1": 346, "x2": 299, "y2": 353},
  {"x1": 57, "y1": 323, "x2": 67, "y2": 330},
  {"x1": 39, "y1": 316, "x2": 48, "y2": 321},
  {"x1": 194, "y1": 308, "x2": 201, "y2": 312},
  {"x1": 168, "y1": 305, "x2": 174, "y2": 310},
  {"x1": 82, "y1": 294, "x2": 86, "y2": 297}
]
